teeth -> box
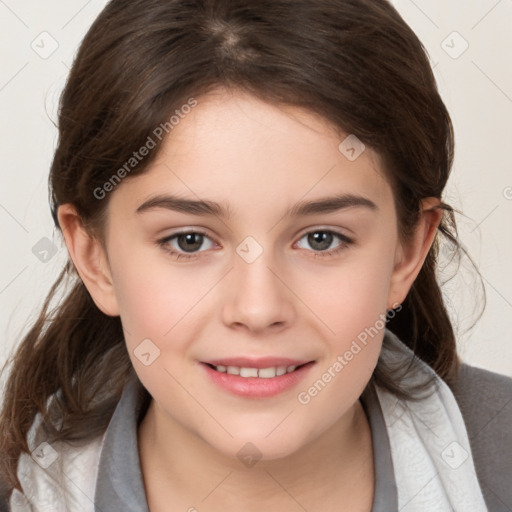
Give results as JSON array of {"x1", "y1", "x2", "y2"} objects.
[
  {"x1": 213, "y1": 364, "x2": 301, "y2": 378},
  {"x1": 258, "y1": 367, "x2": 277, "y2": 378},
  {"x1": 239, "y1": 367, "x2": 258, "y2": 378}
]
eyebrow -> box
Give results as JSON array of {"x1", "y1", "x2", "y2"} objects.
[{"x1": 135, "y1": 193, "x2": 378, "y2": 218}]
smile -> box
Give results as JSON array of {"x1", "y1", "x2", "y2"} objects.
[
  {"x1": 200, "y1": 360, "x2": 315, "y2": 398},
  {"x1": 207, "y1": 363, "x2": 304, "y2": 378}
]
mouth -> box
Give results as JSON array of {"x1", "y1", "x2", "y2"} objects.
[
  {"x1": 200, "y1": 358, "x2": 315, "y2": 398},
  {"x1": 204, "y1": 362, "x2": 310, "y2": 378}
]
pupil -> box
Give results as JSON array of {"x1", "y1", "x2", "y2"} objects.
[
  {"x1": 309, "y1": 231, "x2": 332, "y2": 251},
  {"x1": 178, "y1": 233, "x2": 203, "y2": 252}
]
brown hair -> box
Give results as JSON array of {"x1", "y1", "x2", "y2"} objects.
[{"x1": 0, "y1": 0, "x2": 475, "y2": 493}]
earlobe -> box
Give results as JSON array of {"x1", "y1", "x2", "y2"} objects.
[
  {"x1": 57, "y1": 204, "x2": 120, "y2": 317},
  {"x1": 387, "y1": 198, "x2": 443, "y2": 308}
]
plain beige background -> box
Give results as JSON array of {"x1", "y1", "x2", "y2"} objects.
[{"x1": 1, "y1": 0, "x2": 511, "y2": 383}]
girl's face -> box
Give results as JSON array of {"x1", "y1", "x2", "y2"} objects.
[{"x1": 94, "y1": 88, "x2": 427, "y2": 461}]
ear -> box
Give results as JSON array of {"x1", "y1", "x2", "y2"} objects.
[
  {"x1": 57, "y1": 204, "x2": 120, "y2": 316},
  {"x1": 387, "y1": 198, "x2": 443, "y2": 309}
]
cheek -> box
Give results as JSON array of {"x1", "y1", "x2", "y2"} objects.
[
  {"x1": 299, "y1": 245, "x2": 395, "y2": 340},
  {"x1": 291, "y1": 254, "x2": 392, "y2": 437},
  {"x1": 291, "y1": 243, "x2": 395, "y2": 401},
  {"x1": 108, "y1": 246, "x2": 196, "y2": 346}
]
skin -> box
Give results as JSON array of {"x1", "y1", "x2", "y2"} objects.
[{"x1": 58, "y1": 87, "x2": 442, "y2": 511}]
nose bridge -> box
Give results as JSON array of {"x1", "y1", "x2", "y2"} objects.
[{"x1": 222, "y1": 235, "x2": 294, "y2": 331}]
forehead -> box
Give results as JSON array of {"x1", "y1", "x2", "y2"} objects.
[{"x1": 108, "y1": 88, "x2": 393, "y2": 218}]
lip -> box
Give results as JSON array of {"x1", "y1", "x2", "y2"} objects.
[{"x1": 200, "y1": 359, "x2": 315, "y2": 398}]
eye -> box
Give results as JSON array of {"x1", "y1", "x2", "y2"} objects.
[
  {"x1": 158, "y1": 228, "x2": 354, "y2": 262},
  {"x1": 158, "y1": 230, "x2": 216, "y2": 260},
  {"x1": 295, "y1": 229, "x2": 353, "y2": 258}
]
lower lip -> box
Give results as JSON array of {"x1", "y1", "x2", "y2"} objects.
[{"x1": 200, "y1": 362, "x2": 315, "y2": 398}]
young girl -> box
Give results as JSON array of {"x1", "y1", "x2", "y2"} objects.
[{"x1": 1, "y1": 0, "x2": 510, "y2": 511}]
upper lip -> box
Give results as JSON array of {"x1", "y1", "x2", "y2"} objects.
[{"x1": 202, "y1": 357, "x2": 314, "y2": 369}]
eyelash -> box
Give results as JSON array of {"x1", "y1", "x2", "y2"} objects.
[{"x1": 157, "y1": 229, "x2": 354, "y2": 261}]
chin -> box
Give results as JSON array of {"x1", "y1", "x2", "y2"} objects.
[{"x1": 196, "y1": 425, "x2": 311, "y2": 465}]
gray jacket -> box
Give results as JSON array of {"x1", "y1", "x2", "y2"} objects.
[{"x1": 1, "y1": 360, "x2": 511, "y2": 511}]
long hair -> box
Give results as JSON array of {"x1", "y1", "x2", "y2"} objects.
[{"x1": 0, "y1": 0, "x2": 474, "y2": 492}]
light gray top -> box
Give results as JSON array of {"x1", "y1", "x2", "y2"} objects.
[
  {"x1": 1, "y1": 333, "x2": 511, "y2": 511},
  {"x1": 93, "y1": 372, "x2": 397, "y2": 512}
]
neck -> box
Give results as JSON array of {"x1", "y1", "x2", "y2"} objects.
[{"x1": 138, "y1": 399, "x2": 375, "y2": 512}]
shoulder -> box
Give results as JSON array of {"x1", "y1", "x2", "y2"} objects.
[
  {"x1": 451, "y1": 362, "x2": 512, "y2": 511},
  {"x1": 6, "y1": 412, "x2": 106, "y2": 511},
  {"x1": 452, "y1": 362, "x2": 512, "y2": 431}
]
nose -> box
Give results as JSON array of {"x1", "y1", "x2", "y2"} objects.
[{"x1": 221, "y1": 249, "x2": 296, "y2": 334}]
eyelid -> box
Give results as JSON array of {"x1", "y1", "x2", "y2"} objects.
[
  {"x1": 294, "y1": 224, "x2": 353, "y2": 239},
  {"x1": 156, "y1": 227, "x2": 217, "y2": 245}
]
